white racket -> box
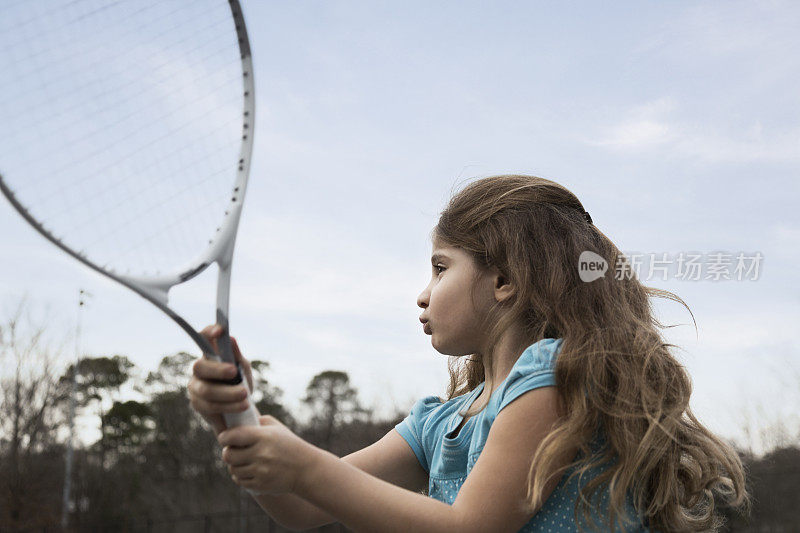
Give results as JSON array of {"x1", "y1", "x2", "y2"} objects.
[{"x1": 0, "y1": 0, "x2": 260, "y2": 428}]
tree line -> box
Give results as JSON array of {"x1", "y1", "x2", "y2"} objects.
[
  {"x1": 0, "y1": 306, "x2": 797, "y2": 531},
  {"x1": 0, "y1": 304, "x2": 397, "y2": 531}
]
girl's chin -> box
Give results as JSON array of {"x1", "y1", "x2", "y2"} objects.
[
  {"x1": 432, "y1": 337, "x2": 468, "y2": 358},
  {"x1": 430, "y1": 334, "x2": 443, "y2": 352}
]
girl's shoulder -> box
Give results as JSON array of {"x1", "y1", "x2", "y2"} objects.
[
  {"x1": 491, "y1": 337, "x2": 564, "y2": 411},
  {"x1": 407, "y1": 394, "x2": 445, "y2": 420},
  {"x1": 408, "y1": 389, "x2": 472, "y2": 421},
  {"x1": 394, "y1": 389, "x2": 477, "y2": 471},
  {"x1": 516, "y1": 337, "x2": 564, "y2": 374},
  {"x1": 408, "y1": 338, "x2": 565, "y2": 422}
]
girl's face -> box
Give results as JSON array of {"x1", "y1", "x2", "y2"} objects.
[{"x1": 417, "y1": 243, "x2": 497, "y2": 357}]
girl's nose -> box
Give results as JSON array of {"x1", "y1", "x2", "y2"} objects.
[{"x1": 417, "y1": 292, "x2": 428, "y2": 309}]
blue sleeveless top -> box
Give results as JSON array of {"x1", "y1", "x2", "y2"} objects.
[{"x1": 395, "y1": 338, "x2": 652, "y2": 532}]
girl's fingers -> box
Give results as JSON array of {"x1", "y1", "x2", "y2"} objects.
[
  {"x1": 200, "y1": 324, "x2": 223, "y2": 338},
  {"x1": 222, "y1": 443, "x2": 256, "y2": 465},
  {"x1": 225, "y1": 453, "x2": 253, "y2": 470},
  {"x1": 230, "y1": 336, "x2": 254, "y2": 391},
  {"x1": 230, "y1": 474, "x2": 255, "y2": 486},
  {"x1": 231, "y1": 336, "x2": 248, "y2": 368},
  {"x1": 189, "y1": 378, "x2": 249, "y2": 403},
  {"x1": 190, "y1": 396, "x2": 251, "y2": 415},
  {"x1": 229, "y1": 463, "x2": 255, "y2": 478},
  {"x1": 199, "y1": 324, "x2": 223, "y2": 354},
  {"x1": 193, "y1": 357, "x2": 238, "y2": 381},
  {"x1": 197, "y1": 325, "x2": 252, "y2": 391}
]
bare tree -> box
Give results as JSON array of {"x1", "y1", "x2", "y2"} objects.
[
  {"x1": 734, "y1": 350, "x2": 800, "y2": 457},
  {"x1": 0, "y1": 299, "x2": 68, "y2": 529}
]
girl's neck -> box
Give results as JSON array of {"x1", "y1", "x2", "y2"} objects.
[{"x1": 480, "y1": 326, "x2": 530, "y2": 394}]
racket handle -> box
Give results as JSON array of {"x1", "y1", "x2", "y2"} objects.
[
  {"x1": 224, "y1": 396, "x2": 260, "y2": 427},
  {"x1": 220, "y1": 380, "x2": 262, "y2": 496},
  {"x1": 201, "y1": 353, "x2": 261, "y2": 427}
]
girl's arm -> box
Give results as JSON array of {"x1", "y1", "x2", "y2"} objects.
[
  {"x1": 296, "y1": 448, "x2": 459, "y2": 533},
  {"x1": 249, "y1": 493, "x2": 321, "y2": 531},
  {"x1": 293, "y1": 386, "x2": 568, "y2": 533},
  {"x1": 253, "y1": 428, "x2": 429, "y2": 531},
  {"x1": 188, "y1": 329, "x2": 424, "y2": 529}
]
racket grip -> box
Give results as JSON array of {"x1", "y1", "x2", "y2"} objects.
[
  {"x1": 224, "y1": 389, "x2": 262, "y2": 497},
  {"x1": 201, "y1": 353, "x2": 260, "y2": 426},
  {"x1": 223, "y1": 396, "x2": 260, "y2": 427},
  {"x1": 216, "y1": 360, "x2": 260, "y2": 427},
  {"x1": 225, "y1": 389, "x2": 262, "y2": 496}
]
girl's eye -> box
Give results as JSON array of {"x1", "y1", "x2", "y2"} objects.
[{"x1": 434, "y1": 265, "x2": 445, "y2": 276}]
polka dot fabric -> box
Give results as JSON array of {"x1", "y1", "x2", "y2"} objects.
[{"x1": 395, "y1": 338, "x2": 653, "y2": 532}]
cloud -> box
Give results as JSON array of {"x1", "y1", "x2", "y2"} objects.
[
  {"x1": 585, "y1": 2, "x2": 800, "y2": 164},
  {"x1": 589, "y1": 98, "x2": 677, "y2": 148},
  {"x1": 586, "y1": 97, "x2": 800, "y2": 163},
  {"x1": 772, "y1": 224, "x2": 800, "y2": 247},
  {"x1": 672, "y1": 124, "x2": 800, "y2": 164}
]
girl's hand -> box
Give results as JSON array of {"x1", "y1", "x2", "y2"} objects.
[
  {"x1": 218, "y1": 415, "x2": 320, "y2": 495},
  {"x1": 188, "y1": 324, "x2": 255, "y2": 435}
]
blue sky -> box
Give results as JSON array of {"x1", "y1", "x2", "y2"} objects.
[{"x1": 1, "y1": 0, "x2": 799, "y2": 455}]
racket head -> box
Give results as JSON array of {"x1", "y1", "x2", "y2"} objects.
[{"x1": 0, "y1": 0, "x2": 256, "y2": 291}]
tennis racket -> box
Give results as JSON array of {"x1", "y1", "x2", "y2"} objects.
[{"x1": 0, "y1": 0, "x2": 260, "y2": 428}]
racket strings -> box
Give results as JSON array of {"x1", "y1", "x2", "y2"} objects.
[
  {"x1": 107, "y1": 168, "x2": 239, "y2": 274},
  {"x1": 0, "y1": 0, "x2": 87, "y2": 36},
  {"x1": 28, "y1": 123, "x2": 241, "y2": 274},
  {"x1": 0, "y1": 1, "x2": 164, "y2": 67},
  {"x1": 17, "y1": 113, "x2": 240, "y2": 236},
  {"x1": 0, "y1": 0, "x2": 249, "y2": 277},
  {"x1": 0, "y1": 13, "x2": 232, "y2": 130},
  {"x1": 72, "y1": 142, "x2": 239, "y2": 254},
  {"x1": 15, "y1": 75, "x2": 242, "y2": 212},
  {"x1": 0, "y1": 5, "x2": 237, "y2": 161}
]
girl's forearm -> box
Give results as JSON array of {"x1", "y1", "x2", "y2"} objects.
[
  {"x1": 295, "y1": 448, "x2": 461, "y2": 533},
  {"x1": 252, "y1": 492, "x2": 335, "y2": 531},
  {"x1": 215, "y1": 425, "x2": 333, "y2": 531}
]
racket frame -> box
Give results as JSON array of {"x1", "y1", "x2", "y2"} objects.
[{"x1": 0, "y1": 0, "x2": 259, "y2": 428}]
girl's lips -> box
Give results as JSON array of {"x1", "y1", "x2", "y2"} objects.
[{"x1": 423, "y1": 323, "x2": 432, "y2": 334}]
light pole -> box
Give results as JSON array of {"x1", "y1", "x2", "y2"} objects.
[{"x1": 61, "y1": 288, "x2": 91, "y2": 530}]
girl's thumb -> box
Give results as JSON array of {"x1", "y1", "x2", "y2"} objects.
[{"x1": 231, "y1": 337, "x2": 246, "y2": 362}]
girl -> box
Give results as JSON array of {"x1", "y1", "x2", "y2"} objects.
[{"x1": 189, "y1": 175, "x2": 750, "y2": 532}]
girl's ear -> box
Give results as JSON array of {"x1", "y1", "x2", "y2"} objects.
[{"x1": 493, "y1": 272, "x2": 515, "y2": 303}]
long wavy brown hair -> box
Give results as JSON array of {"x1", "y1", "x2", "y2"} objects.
[{"x1": 433, "y1": 174, "x2": 750, "y2": 532}]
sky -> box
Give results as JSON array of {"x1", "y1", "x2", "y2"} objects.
[{"x1": 1, "y1": 0, "x2": 799, "y2": 456}]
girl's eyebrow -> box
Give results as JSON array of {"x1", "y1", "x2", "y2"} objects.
[{"x1": 431, "y1": 253, "x2": 450, "y2": 264}]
